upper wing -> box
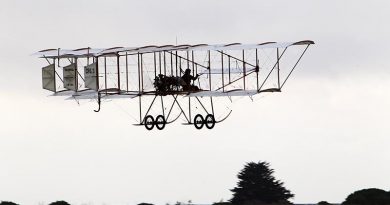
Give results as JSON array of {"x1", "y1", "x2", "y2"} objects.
[{"x1": 33, "y1": 40, "x2": 314, "y2": 59}]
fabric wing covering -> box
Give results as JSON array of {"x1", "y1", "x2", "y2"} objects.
[{"x1": 33, "y1": 40, "x2": 314, "y2": 59}]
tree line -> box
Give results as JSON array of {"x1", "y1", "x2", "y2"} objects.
[{"x1": 2, "y1": 161, "x2": 389, "y2": 205}]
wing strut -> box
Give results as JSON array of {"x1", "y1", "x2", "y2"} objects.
[
  {"x1": 258, "y1": 47, "x2": 288, "y2": 92},
  {"x1": 280, "y1": 44, "x2": 311, "y2": 89}
]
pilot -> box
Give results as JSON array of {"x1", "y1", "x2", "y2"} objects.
[{"x1": 181, "y1": 68, "x2": 199, "y2": 91}]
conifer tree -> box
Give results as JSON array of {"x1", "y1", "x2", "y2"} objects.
[{"x1": 230, "y1": 161, "x2": 294, "y2": 205}]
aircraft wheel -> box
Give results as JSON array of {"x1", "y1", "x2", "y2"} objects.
[
  {"x1": 194, "y1": 114, "x2": 204, "y2": 130},
  {"x1": 144, "y1": 115, "x2": 155, "y2": 130},
  {"x1": 205, "y1": 114, "x2": 215, "y2": 129},
  {"x1": 155, "y1": 115, "x2": 166, "y2": 130}
]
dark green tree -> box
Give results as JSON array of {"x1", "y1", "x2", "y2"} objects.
[
  {"x1": 343, "y1": 188, "x2": 390, "y2": 205},
  {"x1": 0, "y1": 202, "x2": 19, "y2": 205},
  {"x1": 213, "y1": 202, "x2": 233, "y2": 205},
  {"x1": 230, "y1": 161, "x2": 294, "y2": 205},
  {"x1": 48, "y1": 201, "x2": 71, "y2": 205}
]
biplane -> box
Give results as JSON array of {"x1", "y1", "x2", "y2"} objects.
[{"x1": 34, "y1": 40, "x2": 314, "y2": 130}]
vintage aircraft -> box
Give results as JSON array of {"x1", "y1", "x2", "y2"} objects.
[{"x1": 34, "y1": 40, "x2": 314, "y2": 130}]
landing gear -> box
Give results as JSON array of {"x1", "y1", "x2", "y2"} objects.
[
  {"x1": 194, "y1": 114, "x2": 204, "y2": 130},
  {"x1": 143, "y1": 115, "x2": 167, "y2": 130},
  {"x1": 155, "y1": 115, "x2": 166, "y2": 130},
  {"x1": 205, "y1": 114, "x2": 215, "y2": 129},
  {"x1": 139, "y1": 95, "x2": 231, "y2": 130},
  {"x1": 144, "y1": 115, "x2": 155, "y2": 130},
  {"x1": 193, "y1": 114, "x2": 215, "y2": 130}
]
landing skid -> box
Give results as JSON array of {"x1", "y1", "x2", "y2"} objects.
[{"x1": 182, "y1": 110, "x2": 232, "y2": 130}]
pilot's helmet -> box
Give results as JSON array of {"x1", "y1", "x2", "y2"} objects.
[{"x1": 185, "y1": 69, "x2": 191, "y2": 74}]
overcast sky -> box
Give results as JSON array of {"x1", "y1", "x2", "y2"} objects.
[{"x1": 1, "y1": 0, "x2": 390, "y2": 205}]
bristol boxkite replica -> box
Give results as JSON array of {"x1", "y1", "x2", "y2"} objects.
[{"x1": 34, "y1": 40, "x2": 314, "y2": 130}]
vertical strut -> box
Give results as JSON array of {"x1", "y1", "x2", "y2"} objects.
[
  {"x1": 137, "y1": 53, "x2": 141, "y2": 94},
  {"x1": 117, "y1": 54, "x2": 120, "y2": 93},
  {"x1": 221, "y1": 51, "x2": 224, "y2": 92},
  {"x1": 74, "y1": 57, "x2": 78, "y2": 91},
  {"x1": 228, "y1": 56, "x2": 231, "y2": 83},
  {"x1": 104, "y1": 57, "x2": 107, "y2": 94},
  {"x1": 139, "y1": 96, "x2": 142, "y2": 124},
  {"x1": 87, "y1": 47, "x2": 90, "y2": 65},
  {"x1": 187, "y1": 51, "x2": 190, "y2": 70},
  {"x1": 242, "y1": 50, "x2": 246, "y2": 90},
  {"x1": 208, "y1": 50, "x2": 211, "y2": 91},
  {"x1": 96, "y1": 57, "x2": 99, "y2": 91},
  {"x1": 154, "y1": 52, "x2": 157, "y2": 78},
  {"x1": 210, "y1": 97, "x2": 214, "y2": 116},
  {"x1": 256, "y1": 49, "x2": 259, "y2": 91},
  {"x1": 179, "y1": 56, "x2": 182, "y2": 77},
  {"x1": 258, "y1": 47, "x2": 288, "y2": 91},
  {"x1": 175, "y1": 51, "x2": 178, "y2": 76},
  {"x1": 164, "y1": 51, "x2": 167, "y2": 76},
  {"x1": 125, "y1": 53, "x2": 128, "y2": 92},
  {"x1": 170, "y1": 51, "x2": 173, "y2": 75},
  {"x1": 57, "y1": 48, "x2": 60, "y2": 67},
  {"x1": 159, "y1": 52, "x2": 162, "y2": 75},
  {"x1": 161, "y1": 96, "x2": 165, "y2": 117},
  {"x1": 191, "y1": 51, "x2": 195, "y2": 75},
  {"x1": 277, "y1": 48, "x2": 280, "y2": 89},
  {"x1": 53, "y1": 59, "x2": 57, "y2": 93},
  {"x1": 141, "y1": 54, "x2": 144, "y2": 92}
]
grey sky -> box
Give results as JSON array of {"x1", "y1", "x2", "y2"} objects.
[{"x1": 1, "y1": 0, "x2": 390, "y2": 205}]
